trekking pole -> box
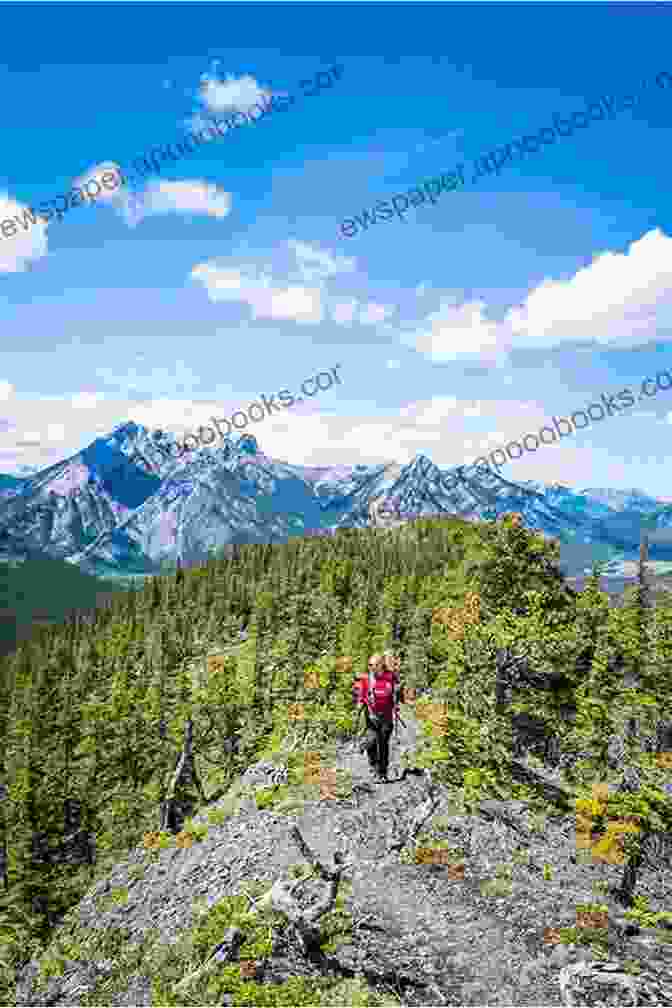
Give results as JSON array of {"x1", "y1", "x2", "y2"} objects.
[{"x1": 354, "y1": 704, "x2": 364, "y2": 743}]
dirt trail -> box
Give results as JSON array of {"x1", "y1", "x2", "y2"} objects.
[
  {"x1": 303, "y1": 705, "x2": 566, "y2": 1005},
  {"x1": 334, "y1": 702, "x2": 420, "y2": 784}
]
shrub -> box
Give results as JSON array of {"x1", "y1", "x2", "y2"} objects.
[{"x1": 623, "y1": 895, "x2": 672, "y2": 930}]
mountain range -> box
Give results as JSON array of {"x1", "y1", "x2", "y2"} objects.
[{"x1": 2, "y1": 420, "x2": 672, "y2": 586}]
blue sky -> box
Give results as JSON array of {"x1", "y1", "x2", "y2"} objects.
[{"x1": 2, "y1": 2, "x2": 672, "y2": 497}]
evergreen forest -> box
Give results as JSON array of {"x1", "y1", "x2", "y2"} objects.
[{"x1": 1, "y1": 513, "x2": 672, "y2": 1004}]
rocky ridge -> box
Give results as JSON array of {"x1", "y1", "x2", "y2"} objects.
[{"x1": 12, "y1": 702, "x2": 672, "y2": 1007}]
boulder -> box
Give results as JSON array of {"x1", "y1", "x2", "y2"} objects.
[
  {"x1": 559, "y1": 959, "x2": 672, "y2": 1007},
  {"x1": 240, "y1": 760, "x2": 288, "y2": 791}
]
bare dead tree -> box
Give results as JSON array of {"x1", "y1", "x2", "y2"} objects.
[
  {"x1": 159, "y1": 719, "x2": 206, "y2": 834},
  {"x1": 173, "y1": 825, "x2": 351, "y2": 996}
]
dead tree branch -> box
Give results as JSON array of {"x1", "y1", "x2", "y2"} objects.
[
  {"x1": 160, "y1": 719, "x2": 206, "y2": 833},
  {"x1": 172, "y1": 926, "x2": 245, "y2": 995},
  {"x1": 176, "y1": 823, "x2": 351, "y2": 997}
]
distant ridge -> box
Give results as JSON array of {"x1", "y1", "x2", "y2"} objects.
[{"x1": 2, "y1": 424, "x2": 672, "y2": 583}]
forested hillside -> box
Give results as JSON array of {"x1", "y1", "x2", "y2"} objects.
[
  {"x1": 0, "y1": 555, "x2": 126, "y2": 658},
  {"x1": 2, "y1": 514, "x2": 672, "y2": 1005}
]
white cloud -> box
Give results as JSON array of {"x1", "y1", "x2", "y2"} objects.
[
  {"x1": 248, "y1": 389, "x2": 644, "y2": 490},
  {"x1": 0, "y1": 376, "x2": 665, "y2": 495},
  {"x1": 402, "y1": 298, "x2": 504, "y2": 362},
  {"x1": 405, "y1": 229, "x2": 672, "y2": 363},
  {"x1": 259, "y1": 285, "x2": 322, "y2": 322},
  {"x1": 191, "y1": 263, "x2": 246, "y2": 297},
  {"x1": 72, "y1": 161, "x2": 125, "y2": 206},
  {"x1": 329, "y1": 298, "x2": 394, "y2": 327},
  {"x1": 128, "y1": 398, "x2": 233, "y2": 439},
  {"x1": 119, "y1": 180, "x2": 232, "y2": 227},
  {"x1": 46, "y1": 422, "x2": 67, "y2": 442},
  {"x1": 70, "y1": 392, "x2": 101, "y2": 410},
  {"x1": 190, "y1": 243, "x2": 391, "y2": 330},
  {"x1": 506, "y1": 229, "x2": 672, "y2": 350},
  {"x1": 359, "y1": 302, "x2": 394, "y2": 326},
  {"x1": 95, "y1": 359, "x2": 201, "y2": 395},
  {"x1": 184, "y1": 70, "x2": 280, "y2": 134},
  {"x1": 330, "y1": 300, "x2": 358, "y2": 325},
  {"x1": 0, "y1": 381, "x2": 14, "y2": 401},
  {"x1": 255, "y1": 399, "x2": 474, "y2": 466},
  {"x1": 0, "y1": 194, "x2": 48, "y2": 272},
  {"x1": 288, "y1": 240, "x2": 356, "y2": 284},
  {"x1": 0, "y1": 388, "x2": 228, "y2": 471},
  {"x1": 191, "y1": 261, "x2": 323, "y2": 323},
  {"x1": 198, "y1": 71, "x2": 272, "y2": 115}
]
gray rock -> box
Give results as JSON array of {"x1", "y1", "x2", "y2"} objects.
[
  {"x1": 559, "y1": 960, "x2": 638, "y2": 1007},
  {"x1": 549, "y1": 944, "x2": 571, "y2": 967}
]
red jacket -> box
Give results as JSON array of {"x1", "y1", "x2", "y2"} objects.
[{"x1": 354, "y1": 670, "x2": 399, "y2": 719}]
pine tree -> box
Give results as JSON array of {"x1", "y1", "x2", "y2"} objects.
[
  {"x1": 405, "y1": 607, "x2": 430, "y2": 691},
  {"x1": 339, "y1": 604, "x2": 370, "y2": 683}
]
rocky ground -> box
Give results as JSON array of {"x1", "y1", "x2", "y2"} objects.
[{"x1": 13, "y1": 704, "x2": 672, "y2": 1006}]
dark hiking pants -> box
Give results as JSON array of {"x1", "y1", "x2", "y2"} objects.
[{"x1": 363, "y1": 710, "x2": 394, "y2": 776}]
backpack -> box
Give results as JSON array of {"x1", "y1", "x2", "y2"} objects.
[
  {"x1": 366, "y1": 668, "x2": 377, "y2": 717},
  {"x1": 378, "y1": 666, "x2": 401, "y2": 708},
  {"x1": 365, "y1": 668, "x2": 398, "y2": 720}
]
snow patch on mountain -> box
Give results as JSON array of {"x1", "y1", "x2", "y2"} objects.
[{"x1": 3, "y1": 421, "x2": 672, "y2": 578}]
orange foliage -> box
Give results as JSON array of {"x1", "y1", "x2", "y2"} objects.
[
  {"x1": 432, "y1": 591, "x2": 481, "y2": 640},
  {"x1": 206, "y1": 655, "x2": 229, "y2": 676},
  {"x1": 319, "y1": 768, "x2": 338, "y2": 800},
  {"x1": 576, "y1": 909, "x2": 609, "y2": 929},
  {"x1": 304, "y1": 751, "x2": 321, "y2": 784}
]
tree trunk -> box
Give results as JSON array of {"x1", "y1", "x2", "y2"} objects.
[
  {"x1": 160, "y1": 719, "x2": 205, "y2": 834},
  {"x1": 613, "y1": 835, "x2": 645, "y2": 908}
]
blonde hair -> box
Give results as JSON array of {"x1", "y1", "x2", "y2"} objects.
[{"x1": 383, "y1": 651, "x2": 400, "y2": 673}]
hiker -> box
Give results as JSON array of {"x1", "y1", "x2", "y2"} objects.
[
  {"x1": 382, "y1": 651, "x2": 402, "y2": 705},
  {"x1": 383, "y1": 650, "x2": 405, "y2": 739},
  {"x1": 354, "y1": 654, "x2": 400, "y2": 780}
]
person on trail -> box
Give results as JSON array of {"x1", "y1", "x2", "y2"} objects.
[
  {"x1": 382, "y1": 650, "x2": 404, "y2": 743},
  {"x1": 383, "y1": 652, "x2": 402, "y2": 705},
  {"x1": 353, "y1": 654, "x2": 399, "y2": 780}
]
